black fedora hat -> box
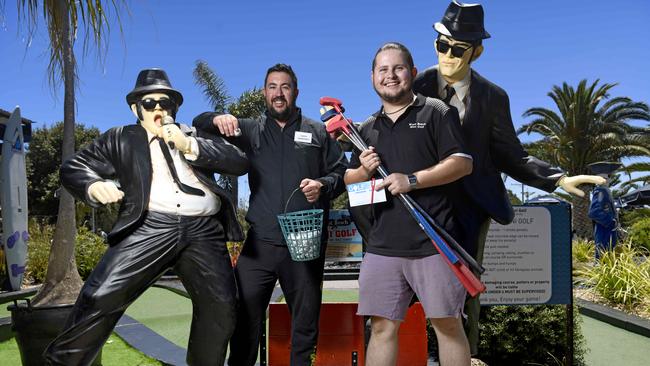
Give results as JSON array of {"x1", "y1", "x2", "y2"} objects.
[
  {"x1": 126, "y1": 68, "x2": 183, "y2": 106},
  {"x1": 434, "y1": 1, "x2": 491, "y2": 42}
]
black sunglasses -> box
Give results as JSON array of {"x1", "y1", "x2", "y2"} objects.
[
  {"x1": 436, "y1": 40, "x2": 473, "y2": 58},
  {"x1": 139, "y1": 98, "x2": 175, "y2": 111}
]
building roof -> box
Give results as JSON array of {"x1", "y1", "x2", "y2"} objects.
[{"x1": 0, "y1": 108, "x2": 35, "y2": 125}]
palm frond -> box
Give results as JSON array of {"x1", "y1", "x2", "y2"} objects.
[
  {"x1": 16, "y1": 0, "x2": 127, "y2": 91},
  {"x1": 193, "y1": 60, "x2": 230, "y2": 113}
]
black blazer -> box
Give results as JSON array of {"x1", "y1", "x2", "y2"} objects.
[
  {"x1": 60, "y1": 124, "x2": 250, "y2": 245},
  {"x1": 414, "y1": 66, "x2": 563, "y2": 224}
]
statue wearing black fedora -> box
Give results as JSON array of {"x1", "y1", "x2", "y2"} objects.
[
  {"x1": 413, "y1": 1, "x2": 606, "y2": 356},
  {"x1": 44, "y1": 68, "x2": 250, "y2": 366}
]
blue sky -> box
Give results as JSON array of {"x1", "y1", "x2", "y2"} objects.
[{"x1": 2, "y1": 0, "x2": 649, "y2": 202}]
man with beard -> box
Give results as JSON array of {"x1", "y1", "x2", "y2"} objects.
[
  {"x1": 413, "y1": 1, "x2": 606, "y2": 356},
  {"x1": 193, "y1": 63, "x2": 348, "y2": 366},
  {"x1": 345, "y1": 42, "x2": 473, "y2": 366}
]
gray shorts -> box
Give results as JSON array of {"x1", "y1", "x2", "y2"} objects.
[{"x1": 357, "y1": 253, "x2": 466, "y2": 321}]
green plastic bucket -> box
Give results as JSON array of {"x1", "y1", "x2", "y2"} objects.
[{"x1": 277, "y1": 188, "x2": 323, "y2": 261}]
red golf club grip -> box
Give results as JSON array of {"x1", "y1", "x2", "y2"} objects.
[{"x1": 430, "y1": 238, "x2": 485, "y2": 297}]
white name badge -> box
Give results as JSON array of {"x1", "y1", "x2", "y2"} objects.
[
  {"x1": 346, "y1": 179, "x2": 387, "y2": 207},
  {"x1": 294, "y1": 131, "x2": 313, "y2": 143}
]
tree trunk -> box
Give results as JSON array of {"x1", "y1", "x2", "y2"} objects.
[
  {"x1": 32, "y1": 0, "x2": 83, "y2": 306},
  {"x1": 571, "y1": 190, "x2": 593, "y2": 240}
]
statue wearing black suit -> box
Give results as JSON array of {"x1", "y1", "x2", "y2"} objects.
[
  {"x1": 413, "y1": 1, "x2": 605, "y2": 356},
  {"x1": 44, "y1": 69, "x2": 249, "y2": 366}
]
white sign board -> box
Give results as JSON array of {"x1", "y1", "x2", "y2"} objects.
[{"x1": 480, "y1": 207, "x2": 552, "y2": 305}]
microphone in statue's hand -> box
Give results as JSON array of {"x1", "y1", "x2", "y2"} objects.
[{"x1": 162, "y1": 116, "x2": 175, "y2": 149}]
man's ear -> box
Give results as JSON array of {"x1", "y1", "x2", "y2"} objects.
[
  {"x1": 411, "y1": 67, "x2": 418, "y2": 79},
  {"x1": 471, "y1": 44, "x2": 484, "y2": 62},
  {"x1": 130, "y1": 104, "x2": 139, "y2": 119}
]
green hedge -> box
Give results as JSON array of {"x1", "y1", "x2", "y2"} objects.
[
  {"x1": 629, "y1": 217, "x2": 650, "y2": 253},
  {"x1": 427, "y1": 304, "x2": 586, "y2": 365},
  {"x1": 26, "y1": 221, "x2": 107, "y2": 283}
]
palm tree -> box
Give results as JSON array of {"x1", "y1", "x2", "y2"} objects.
[
  {"x1": 619, "y1": 162, "x2": 650, "y2": 194},
  {"x1": 192, "y1": 60, "x2": 240, "y2": 207},
  {"x1": 193, "y1": 60, "x2": 266, "y2": 209},
  {"x1": 12, "y1": 0, "x2": 126, "y2": 305},
  {"x1": 229, "y1": 87, "x2": 266, "y2": 120},
  {"x1": 519, "y1": 79, "x2": 650, "y2": 238}
]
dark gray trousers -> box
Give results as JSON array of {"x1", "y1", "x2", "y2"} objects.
[
  {"x1": 228, "y1": 234, "x2": 326, "y2": 366},
  {"x1": 45, "y1": 211, "x2": 237, "y2": 366}
]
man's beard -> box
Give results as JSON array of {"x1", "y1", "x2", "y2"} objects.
[
  {"x1": 267, "y1": 97, "x2": 295, "y2": 121},
  {"x1": 374, "y1": 84, "x2": 412, "y2": 104}
]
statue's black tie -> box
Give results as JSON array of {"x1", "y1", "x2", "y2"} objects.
[
  {"x1": 157, "y1": 138, "x2": 205, "y2": 196},
  {"x1": 443, "y1": 84, "x2": 456, "y2": 104}
]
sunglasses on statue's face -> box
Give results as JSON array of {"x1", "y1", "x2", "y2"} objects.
[
  {"x1": 139, "y1": 98, "x2": 175, "y2": 111},
  {"x1": 435, "y1": 39, "x2": 473, "y2": 58}
]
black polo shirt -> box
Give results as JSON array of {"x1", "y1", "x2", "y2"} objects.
[{"x1": 350, "y1": 94, "x2": 469, "y2": 257}]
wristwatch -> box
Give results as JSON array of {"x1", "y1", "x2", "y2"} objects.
[{"x1": 407, "y1": 174, "x2": 418, "y2": 190}]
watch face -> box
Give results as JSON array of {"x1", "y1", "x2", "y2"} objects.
[{"x1": 408, "y1": 174, "x2": 417, "y2": 187}]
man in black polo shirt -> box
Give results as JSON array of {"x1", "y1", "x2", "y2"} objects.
[
  {"x1": 345, "y1": 43, "x2": 473, "y2": 366},
  {"x1": 193, "y1": 64, "x2": 348, "y2": 366}
]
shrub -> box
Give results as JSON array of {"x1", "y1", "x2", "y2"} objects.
[
  {"x1": 26, "y1": 221, "x2": 107, "y2": 283},
  {"x1": 579, "y1": 242, "x2": 650, "y2": 307},
  {"x1": 25, "y1": 220, "x2": 55, "y2": 284},
  {"x1": 478, "y1": 305, "x2": 586, "y2": 365},
  {"x1": 74, "y1": 226, "x2": 108, "y2": 279},
  {"x1": 572, "y1": 239, "x2": 595, "y2": 281},
  {"x1": 619, "y1": 207, "x2": 650, "y2": 231},
  {"x1": 572, "y1": 239, "x2": 594, "y2": 264},
  {"x1": 427, "y1": 304, "x2": 586, "y2": 365},
  {"x1": 628, "y1": 217, "x2": 650, "y2": 252}
]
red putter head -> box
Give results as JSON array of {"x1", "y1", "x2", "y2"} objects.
[
  {"x1": 319, "y1": 96, "x2": 345, "y2": 113},
  {"x1": 324, "y1": 114, "x2": 351, "y2": 136}
]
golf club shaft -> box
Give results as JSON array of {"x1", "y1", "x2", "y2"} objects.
[
  {"x1": 339, "y1": 112, "x2": 484, "y2": 273},
  {"x1": 329, "y1": 112, "x2": 485, "y2": 295}
]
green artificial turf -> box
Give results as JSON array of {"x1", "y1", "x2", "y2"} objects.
[
  {"x1": 581, "y1": 315, "x2": 650, "y2": 366},
  {"x1": 0, "y1": 337, "x2": 21, "y2": 365},
  {"x1": 322, "y1": 289, "x2": 359, "y2": 303},
  {"x1": 125, "y1": 287, "x2": 193, "y2": 348},
  {"x1": 0, "y1": 304, "x2": 11, "y2": 319},
  {"x1": 276, "y1": 289, "x2": 359, "y2": 303},
  {"x1": 0, "y1": 333, "x2": 162, "y2": 366}
]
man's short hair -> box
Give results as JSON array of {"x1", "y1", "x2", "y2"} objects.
[
  {"x1": 372, "y1": 42, "x2": 415, "y2": 71},
  {"x1": 265, "y1": 63, "x2": 298, "y2": 89}
]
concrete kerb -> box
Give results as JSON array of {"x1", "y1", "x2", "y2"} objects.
[{"x1": 576, "y1": 298, "x2": 650, "y2": 338}]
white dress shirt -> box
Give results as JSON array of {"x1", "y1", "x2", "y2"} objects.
[
  {"x1": 437, "y1": 68, "x2": 471, "y2": 123},
  {"x1": 146, "y1": 129, "x2": 220, "y2": 216}
]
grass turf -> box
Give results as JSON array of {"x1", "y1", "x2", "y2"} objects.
[
  {"x1": 581, "y1": 315, "x2": 650, "y2": 366},
  {"x1": 0, "y1": 333, "x2": 162, "y2": 365},
  {"x1": 125, "y1": 287, "x2": 193, "y2": 348},
  {"x1": 275, "y1": 289, "x2": 359, "y2": 303}
]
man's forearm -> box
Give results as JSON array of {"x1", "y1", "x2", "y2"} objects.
[
  {"x1": 413, "y1": 156, "x2": 472, "y2": 189},
  {"x1": 344, "y1": 167, "x2": 373, "y2": 185},
  {"x1": 192, "y1": 112, "x2": 221, "y2": 134}
]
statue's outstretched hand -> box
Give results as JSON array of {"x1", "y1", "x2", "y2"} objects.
[
  {"x1": 88, "y1": 181, "x2": 124, "y2": 204},
  {"x1": 557, "y1": 175, "x2": 607, "y2": 197}
]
